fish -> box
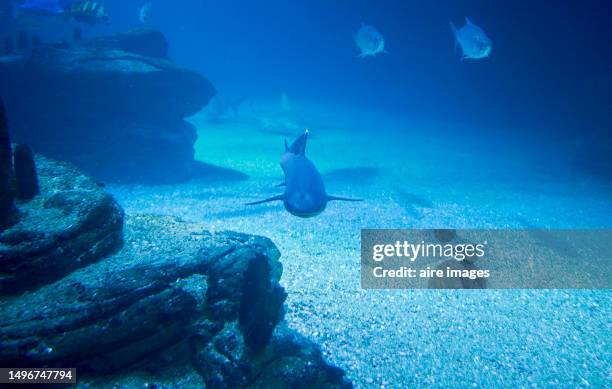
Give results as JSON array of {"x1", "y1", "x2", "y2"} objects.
[
  {"x1": 67, "y1": 1, "x2": 109, "y2": 25},
  {"x1": 354, "y1": 24, "x2": 387, "y2": 58},
  {"x1": 138, "y1": 1, "x2": 151, "y2": 24},
  {"x1": 247, "y1": 130, "x2": 362, "y2": 218},
  {"x1": 450, "y1": 17, "x2": 492, "y2": 60}
]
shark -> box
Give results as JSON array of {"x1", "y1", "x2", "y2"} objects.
[{"x1": 247, "y1": 130, "x2": 362, "y2": 217}]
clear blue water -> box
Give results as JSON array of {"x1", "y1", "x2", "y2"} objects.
[{"x1": 2, "y1": 1, "x2": 611, "y2": 387}]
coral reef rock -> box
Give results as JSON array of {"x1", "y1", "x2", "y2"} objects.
[{"x1": 0, "y1": 28, "x2": 216, "y2": 183}]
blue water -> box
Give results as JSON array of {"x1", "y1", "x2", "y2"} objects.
[{"x1": 2, "y1": 0, "x2": 611, "y2": 387}]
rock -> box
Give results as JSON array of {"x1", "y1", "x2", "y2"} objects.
[
  {"x1": 0, "y1": 213, "x2": 351, "y2": 387},
  {"x1": 78, "y1": 28, "x2": 169, "y2": 59},
  {"x1": 0, "y1": 29, "x2": 216, "y2": 183},
  {"x1": 13, "y1": 144, "x2": 39, "y2": 200},
  {"x1": 0, "y1": 214, "x2": 272, "y2": 370},
  {"x1": 0, "y1": 153, "x2": 124, "y2": 294},
  {"x1": 194, "y1": 322, "x2": 352, "y2": 389},
  {"x1": 201, "y1": 231, "x2": 287, "y2": 352},
  {"x1": 251, "y1": 324, "x2": 352, "y2": 389},
  {"x1": 0, "y1": 97, "x2": 15, "y2": 228},
  {"x1": 0, "y1": 149, "x2": 350, "y2": 387}
]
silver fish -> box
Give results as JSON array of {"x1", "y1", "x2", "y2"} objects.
[
  {"x1": 354, "y1": 24, "x2": 387, "y2": 58},
  {"x1": 450, "y1": 17, "x2": 492, "y2": 60},
  {"x1": 139, "y1": 1, "x2": 151, "y2": 24}
]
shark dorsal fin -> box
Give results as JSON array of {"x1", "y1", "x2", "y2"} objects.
[
  {"x1": 465, "y1": 17, "x2": 472, "y2": 25},
  {"x1": 287, "y1": 130, "x2": 309, "y2": 156}
]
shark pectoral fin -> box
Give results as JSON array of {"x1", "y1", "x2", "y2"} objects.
[
  {"x1": 246, "y1": 194, "x2": 284, "y2": 206},
  {"x1": 274, "y1": 182, "x2": 286, "y2": 188},
  {"x1": 327, "y1": 195, "x2": 363, "y2": 202}
]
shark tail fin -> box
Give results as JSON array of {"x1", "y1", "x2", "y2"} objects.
[
  {"x1": 327, "y1": 195, "x2": 363, "y2": 202},
  {"x1": 246, "y1": 194, "x2": 284, "y2": 206}
]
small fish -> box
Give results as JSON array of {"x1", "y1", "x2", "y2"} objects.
[
  {"x1": 354, "y1": 24, "x2": 387, "y2": 58},
  {"x1": 450, "y1": 17, "x2": 492, "y2": 60},
  {"x1": 138, "y1": 2, "x2": 151, "y2": 24},
  {"x1": 68, "y1": 1, "x2": 109, "y2": 25}
]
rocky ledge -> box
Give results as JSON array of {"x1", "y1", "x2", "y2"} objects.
[
  {"x1": 0, "y1": 214, "x2": 351, "y2": 388},
  {"x1": 0, "y1": 29, "x2": 216, "y2": 183},
  {"x1": 0, "y1": 108, "x2": 350, "y2": 386},
  {"x1": 0, "y1": 152, "x2": 124, "y2": 294}
]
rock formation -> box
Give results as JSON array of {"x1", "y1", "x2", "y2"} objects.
[
  {"x1": 0, "y1": 29, "x2": 216, "y2": 183},
  {"x1": 0, "y1": 149, "x2": 351, "y2": 387},
  {"x1": 0, "y1": 152, "x2": 125, "y2": 294},
  {"x1": 0, "y1": 97, "x2": 14, "y2": 228},
  {"x1": 13, "y1": 144, "x2": 39, "y2": 200}
]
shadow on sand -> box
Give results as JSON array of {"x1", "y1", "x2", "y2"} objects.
[{"x1": 193, "y1": 161, "x2": 249, "y2": 183}]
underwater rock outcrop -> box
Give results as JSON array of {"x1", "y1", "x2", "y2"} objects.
[
  {"x1": 0, "y1": 98, "x2": 15, "y2": 228},
  {"x1": 0, "y1": 213, "x2": 351, "y2": 388},
  {"x1": 0, "y1": 28, "x2": 215, "y2": 183},
  {"x1": 13, "y1": 144, "x2": 40, "y2": 200},
  {"x1": 0, "y1": 147, "x2": 351, "y2": 387},
  {"x1": 0, "y1": 152, "x2": 124, "y2": 294}
]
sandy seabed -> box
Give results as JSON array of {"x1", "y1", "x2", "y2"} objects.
[{"x1": 109, "y1": 101, "x2": 611, "y2": 388}]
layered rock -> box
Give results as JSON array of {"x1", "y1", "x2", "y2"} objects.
[
  {"x1": 0, "y1": 214, "x2": 351, "y2": 388},
  {"x1": 0, "y1": 29, "x2": 216, "y2": 183},
  {"x1": 0, "y1": 146, "x2": 350, "y2": 387},
  {"x1": 0, "y1": 98, "x2": 14, "y2": 228},
  {"x1": 0, "y1": 153, "x2": 124, "y2": 294}
]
